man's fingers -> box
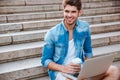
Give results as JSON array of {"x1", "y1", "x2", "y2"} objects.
[{"x1": 65, "y1": 63, "x2": 81, "y2": 74}]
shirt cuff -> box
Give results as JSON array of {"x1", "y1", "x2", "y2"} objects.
[
  {"x1": 44, "y1": 59, "x2": 53, "y2": 67},
  {"x1": 85, "y1": 53, "x2": 93, "y2": 58}
]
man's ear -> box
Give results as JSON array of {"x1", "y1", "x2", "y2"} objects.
[{"x1": 79, "y1": 10, "x2": 82, "y2": 16}]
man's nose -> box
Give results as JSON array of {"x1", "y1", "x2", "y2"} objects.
[{"x1": 68, "y1": 13, "x2": 72, "y2": 17}]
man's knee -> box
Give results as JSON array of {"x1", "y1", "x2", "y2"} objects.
[
  {"x1": 104, "y1": 65, "x2": 120, "y2": 80},
  {"x1": 107, "y1": 65, "x2": 119, "y2": 75}
]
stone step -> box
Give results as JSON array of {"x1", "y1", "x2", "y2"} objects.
[
  {"x1": 0, "y1": 30, "x2": 120, "y2": 63},
  {"x1": 0, "y1": 21, "x2": 120, "y2": 46},
  {"x1": 0, "y1": 29, "x2": 47, "y2": 46},
  {"x1": 0, "y1": 11, "x2": 60, "y2": 23},
  {"x1": 0, "y1": 0, "x2": 25, "y2": 6},
  {"x1": 0, "y1": 0, "x2": 119, "y2": 7},
  {"x1": 112, "y1": 61, "x2": 120, "y2": 68},
  {"x1": 83, "y1": 7, "x2": 120, "y2": 16},
  {"x1": 82, "y1": 1, "x2": 120, "y2": 9},
  {"x1": 0, "y1": 14, "x2": 119, "y2": 33},
  {"x1": 91, "y1": 21, "x2": 120, "y2": 34},
  {"x1": 92, "y1": 31, "x2": 120, "y2": 47},
  {"x1": 0, "y1": 6, "x2": 120, "y2": 23},
  {"x1": 0, "y1": 5, "x2": 60, "y2": 14},
  {"x1": 0, "y1": 15, "x2": 7, "y2": 23},
  {"x1": 93, "y1": 44, "x2": 120, "y2": 61},
  {"x1": 0, "y1": 2, "x2": 119, "y2": 14},
  {"x1": 23, "y1": 0, "x2": 120, "y2": 6},
  {"x1": 0, "y1": 43, "x2": 120, "y2": 80},
  {"x1": 0, "y1": 58, "x2": 48, "y2": 80},
  {"x1": 0, "y1": 42, "x2": 44, "y2": 63},
  {"x1": 0, "y1": 0, "x2": 61, "y2": 6}
]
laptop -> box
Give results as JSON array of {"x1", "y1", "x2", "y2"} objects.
[{"x1": 62, "y1": 53, "x2": 116, "y2": 80}]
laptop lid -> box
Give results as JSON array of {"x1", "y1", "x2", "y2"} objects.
[
  {"x1": 62, "y1": 53, "x2": 115, "y2": 80},
  {"x1": 78, "y1": 53, "x2": 115, "y2": 79}
]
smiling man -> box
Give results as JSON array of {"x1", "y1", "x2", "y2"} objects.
[{"x1": 41, "y1": 0, "x2": 119, "y2": 80}]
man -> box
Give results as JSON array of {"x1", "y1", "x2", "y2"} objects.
[{"x1": 41, "y1": 0, "x2": 119, "y2": 80}]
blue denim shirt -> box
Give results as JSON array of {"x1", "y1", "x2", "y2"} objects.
[{"x1": 41, "y1": 19, "x2": 93, "y2": 80}]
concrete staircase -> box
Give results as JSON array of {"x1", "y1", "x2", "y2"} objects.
[{"x1": 0, "y1": 0, "x2": 120, "y2": 79}]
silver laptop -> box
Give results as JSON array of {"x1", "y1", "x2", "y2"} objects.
[{"x1": 62, "y1": 53, "x2": 116, "y2": 80}]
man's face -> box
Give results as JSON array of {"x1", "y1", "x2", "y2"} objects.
[{"x1": 63, "y1": 4, "x2": 81, "y2": 26}]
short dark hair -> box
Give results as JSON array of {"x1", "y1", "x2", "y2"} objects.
[{"x1": 62, "y1": 0, "x2": 82, "y2": 11}]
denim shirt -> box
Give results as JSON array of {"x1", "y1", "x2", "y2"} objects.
[{"x1": 41, "y1": 19, "x2": 93, "y2": 80}]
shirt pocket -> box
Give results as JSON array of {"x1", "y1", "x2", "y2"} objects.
[
  {"x1": 53, "y1": 43, "x2": 65, "y2": 62},
  {"x1": 77, "y1": 31, "x2": 87, "y2": 45}
]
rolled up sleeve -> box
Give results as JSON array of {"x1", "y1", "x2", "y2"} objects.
[
  {"x1": 41, "y1": 30, "x2": 55, "y2": 67},
  {"x1": 83, "y1": 23, "x2": 93, "y2": 58}
]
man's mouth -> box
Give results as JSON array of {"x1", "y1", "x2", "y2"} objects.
[
  {"x1": 67, "y1": 18, "x2": 73, "y2": 22},
  {"x1": 67, "y1": 16, "x2": 74, "y2": 21}
]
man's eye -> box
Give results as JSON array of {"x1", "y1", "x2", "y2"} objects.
[
  {"x1": 72, "y1": 11, "x2": 76, "y2": 13},
  {"x1": 65, "y1": 10, "x2": 69, "y2": 13}
]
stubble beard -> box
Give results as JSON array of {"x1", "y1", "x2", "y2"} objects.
[{"x1": 65, "y1": 18, "x2": 76, "y2": 26}]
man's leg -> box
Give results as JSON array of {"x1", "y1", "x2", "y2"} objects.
[
  {"x1": 103, "y1": 65, "x2": 119, "y2": 80},
  {"x1": 91, "y1": 65, "x2": 119, "y2": 80}
]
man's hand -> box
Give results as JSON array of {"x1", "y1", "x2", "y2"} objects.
[
  {"x1": 61, "y1": 62, "x2": 81, "y2": 74},
  {"x1": 48, "y1": 61, "x2": 80, "y2": 74}
]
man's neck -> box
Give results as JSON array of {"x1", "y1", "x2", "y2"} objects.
[
  {"x1": 64, "y1": 21, "x2": 75, "y2": 31},
  {"x1": 67, "y1": 25, "x2": 74, "y2": 31}
]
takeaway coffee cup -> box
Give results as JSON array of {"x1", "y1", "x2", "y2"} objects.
[
  {"x1": 71, "y1": 58, "x2": 82, "y2": 64},
  {"x1": 71, "y1": 58, "x2": 82, "y2": 76}
]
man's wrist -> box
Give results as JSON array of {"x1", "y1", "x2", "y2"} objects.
[{"x1": 59, "y1": 65, "x2": 65, "y2": 72}]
